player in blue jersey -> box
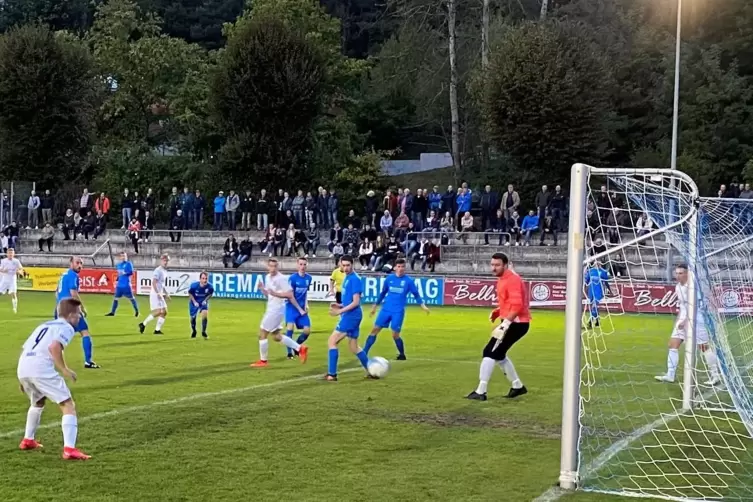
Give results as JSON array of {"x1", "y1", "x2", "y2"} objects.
[
  {"x1": 285, "y1": 257, "x2": 313, "y2": 359},
  {"x1": 325, "y1": 255, "x2": 370, "y2": 381},
  {"x1": 105, "y1": 251, "x2": 139, "y2": 317},
  {"x1": 55, "y1": 256, "x2": 99, "y2": 369},
  {"x1": 364, "y1": 258, "x2": 430, "y2": 360},
  {"x1": 188, "y1": 271, "x2": 214, "y2": 339},
  {"x1": 585, "y1": 261, "x2": 612, "y2": 328}
]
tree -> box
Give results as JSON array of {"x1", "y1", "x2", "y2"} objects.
[
  {"x1": 480, "y1": 20, "x2": 614, "y2": 196},
  {"x1": 0, "y1": 0, "x2": 95, "y2": 33},
  {"x1": 0, "y1": 25, "x2": 99, "y2": 185},
  {"x1": 211, "y1": 14, "x2": 327, "y2": 189}
]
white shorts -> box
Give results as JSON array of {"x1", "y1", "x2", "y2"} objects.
[
  {"x1": 671, "y1": 324, "x2": 709, "y2": 345},
  {"x1": 0, "y1": 276, "x2": 17, "y2": 294},
  {"x1": 260, "y1": 309, "x2": 284, "y2": 333},
  {"x1": 150, "y1": 292, "x2": 167, "y2": 311},
  {"x1": 19, "y1": 375, "x2": 71, "y2": 404}
]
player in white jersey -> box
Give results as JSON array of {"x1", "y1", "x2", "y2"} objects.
[
  {"x1": 17, "y1": 298, "x2": 91, "y2": 460},
  {"x1": 250, "y1": 258, "x2": 309, "y2": 367},
  {"x1": 655, "y1": 264, "x2": 720, "y2": 385},
  {"x1": 139, "y1": 254, "x2": 170, "y2": 335},
  {"x1": 0, "y1": 248, "x2": 23, "y2": 313}
]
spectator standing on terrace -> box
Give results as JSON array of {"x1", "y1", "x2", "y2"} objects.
[
  {"x1": 128, "y1": 217, "x2": 141, "y2": 253},
  {"x1": 121, "y1": 189, "x2": 132, "y2": 229},
  {"x1": 226, "y1": 190, "x2": 240, "y2": 231},
  {"x1": 144, "y1": 188, "x2": 155, "y2": 218},
  {"x1": 365, "y1": 190, "x2": 378, "y2": 227},
  {"x1": 456, "y1": 188, "x2": 472, "y2": 230},
  {"x1": 26, "y1": 190, "x2": 40, "y2": 229},
  {"x1": 328, "y1": 189, "x2": 339, "y2": 227},
  {"x1": 501, "y1": 184, "x2": 520, "y2": 220},
  {"x1": 223, "y1": 234, "x2": 238, "y2": 267},
  {"x1": 535, "y1": 185, "x2": 552, "y2": 224},
  {"x1": 282, "y1": 191, "x2": 293, "y2": 220},
  {"x1": 275, "y1": 189, "x2": 285, "y2": 226},
  {"x1": 550, "y1": 185, "x2": 567, "y2": 232},
  {"x1": 292, "y1": 190, "x2": 305, "y2": 227},
  {"x1": 317, "y1": 188, "x2": 329, "y2": 229},
  {"x1": 460, "y1": 211, "x2": 474, "y2": 244},
  {"x1": 79, "y1": 188, "x2": 92, "y2": 218},
  {"x1": 41, "y1": 190, "x2": 53, "y2": 226},
  {"x1": 38, "y1": 222, "x2": 54, "y2": 252},
  {"x1": 93, "y1": 210, "x2": 107, "y2": 240},
  {"x1": 1, "y1": 189, "x2": 9, "y2": 225},
  {"x1": 256, "y1": 189, "x2": 270, "y2": 231},
  {"x1": 305, "y1": 222, "x2": 319, "y2": 257},
  {"x1": 740, "y1": 183, "x2": 753, "y2": 199},
  {"x1": 382, "y1": 190, "x2": 397, "y2": 217},
  {"x1": 132, "y1": 191, "x2": 143, "y2": 224},
  {"x1": 507, "y1": 210, "x2": 521, "y2": 246},
  {"x1": 441, "y1": 185, "x2": 456, "y2": 217},
  {"x1": 63, "y1": 209, "x2": 76, "y2": 240},
  {"x1": 413, "y1": 189, "x2": 427, "y2": 230},
  {"x1": 194, "y1": 190, "x2": 205, "y2": 229},
  {"x1": 168, "y1": 187, "x2": 180, "y2": 220},
  {"x1": 241, "y1": 190, "x2": 254, "y2": 231},
  {"x1": 521, "y1": 209, "x2": 539, "y2": 246},
  {"x1": 170, "y1": 210, "x2": 184, "y2": 242},
  {"x1": 480, "y1": 185, "x2": 499, "y2": 239},
  {"x1": 428, "y1": 186, "x2": 442, "y2": 216},
  {"x1": 305, "y1": 191, "x2": 316, "y2": 228},
  {"x1": 399, "y1": 188, "x2": 413, "y2": 220},
  {"x1": 94, "y1": 193, "x2": 110, "y2": 224},
  {"x1": 380, "y1": 210, "x2": 393, "y2": 235},
  {"x1": 181, "y1": 188, "x2": 194, "y2": 230},
  {"x1": 213, "y1": 191, "x2": 226, "y2": 231},
  {"x1": 142, "y1": 211, "x2": 154, "y2": 242}
]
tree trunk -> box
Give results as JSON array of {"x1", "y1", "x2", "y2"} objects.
[
  {"x1": 540, "y1": 0, "x2": 549, "y2": 20},
  {"x1": 448, "y1": 0, "x2": 461, "y2": 182},
  {"x1": 480, "y1": 0, "x2": 491, "y2": 173}
]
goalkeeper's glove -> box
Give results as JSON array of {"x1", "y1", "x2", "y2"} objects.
[{"x1": 489, "y1": 308, "x2": 500, "y2": 323}]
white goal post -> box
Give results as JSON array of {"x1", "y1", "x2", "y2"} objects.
[{"x1": 558, "y1": 163, "x2": 753, "y2": 501}]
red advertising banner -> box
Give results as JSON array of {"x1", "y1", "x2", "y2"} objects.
[{"x1": 78, "y1": 269, "x2": 136, "y2": 294}]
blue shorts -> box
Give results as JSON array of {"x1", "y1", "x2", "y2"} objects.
[
  {"x1": 189, "y1": 303, "x2": 208, "y2": 318},
  {"x1": 53, "y1": 306, "x2": 89, "y2": 333},
  {"x1": 114, "y1": 286, "x2": 133, "y2": 299},
  {"x1": 375, "y1": 310, "x2": 406, "y2": 333},
  {"x1": 336, "y1": 314, "x2": 363, "y2": 339},
  {"x1": 285, "y1": 305, "x2": 311, "y2": 329}
]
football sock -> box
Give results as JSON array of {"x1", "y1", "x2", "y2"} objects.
[
  {"x1": 328, "y1": 348, "x2": 339, "y2": 375},
  {"x1": 356, "y1": 350, "x2": 369, "y2": 369},
  {"x1": 363, "y1": 334, "x2": 377, "y2": 355},
  {"x1": 285, "y1": 329, "x2": 295, "y2": 356},
  {"x1": 394, "y1": 336, "x2": 405, "y2": 356},
  {"x1": 296, "y1": 332, "x2": 309, "y2": 345},
  {"x1": 82, "y1": 336, "x2": 93, "y2": 363},
  {"x1": 12, "y1": 296, "x2": 17, "y2": 312},
  {"x1": 704, "y1": 348, "x2": 720, "y2": 380},
  {"x1": 498, "y1": 358, "x2": 523, "y2": 389},
  {"x1": 61, "y1": 414, "x2": 77, "y2": 448},
  {"x1": 190, "y1": 317, "x2": 197, "y2": 332},
  {"x1": 155, "y1": 317, "x2": 165, "y2": 331},
  {"x1": 476, "y1": 357, "x2": 495, "y2": 394},
  {"x1": 130, "y1": 299, "x2": 139, "y2": 313},
  {"x1": 280, "y1": 335, "x2": 300, "y2": 351},
  {"x1": 201, "y1": 318, "x2": 208, "y2": 333},
  {"x1": 667, "y1": 348, "x2": 679, "y2": 379},
  {"x1": 24, "y1": 406, "x2": 43, "y2": 440},
  {"x1": 110, "y1": 299, "x2": 118, "y2": 314},
  {"x1": 259, "y1": 339, "x2": 269, "y2": 361},
  {"x1": 590, "y1": 304, "x2": 599, "y2": 319},
  {"x1": 142, "y1": 314, "x2": 154, "y2": 326}
]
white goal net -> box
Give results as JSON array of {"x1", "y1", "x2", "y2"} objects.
[{"x1": 560, "y1": 165, "x2": 753, "y2": 501}]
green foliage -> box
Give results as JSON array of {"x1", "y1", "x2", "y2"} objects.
[
  {"x1": 0, "y1": 0, "x2": 94, "y2": 33},
  {"x1": 211, "y1": 14, "x2": 327, "y2": 189},
  {"x1": 0, "y1": 24, "x2": 99, "y2": 186}
]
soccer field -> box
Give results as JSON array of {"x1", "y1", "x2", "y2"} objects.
[{"x1": 0, "y1": 292, "x2": 672, "y2": 502}]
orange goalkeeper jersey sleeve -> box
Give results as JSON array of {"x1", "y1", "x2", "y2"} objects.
[{"x1": 496, "y1": 269, "x2": 531, "y2": 323}]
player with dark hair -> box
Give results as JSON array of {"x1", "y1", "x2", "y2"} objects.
[
  {"x1": 188, "y1": 271, "x2": 214, "y2": 339},
  {"x1": 106, "y1": 251, "x2": 139, "y2": 317},
  {"x1": 467, "y1": 252, "x2": 530, "y2": 401},
  {"x1": 55, "y1": 257, "x2": 99, "y2": 369}
]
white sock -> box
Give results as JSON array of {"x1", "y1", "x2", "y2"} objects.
[
  {"x1": 24, "y1": 406, "x2": 43, "y2": 440},
  {"x1": 475, "y1": 357, "x2": 495, "y2": 394},
  {"x1": 259, "y1": 339, "x2": 269, "y2": 361},
  {"x1": 155, "y1": 316, "x2": 165, "y2": 331},
  {"x1": 667, "y1": 348, "x2": 679, "y2": 379},
  {"x1": 280, "y1": 336, "x2": 301, "y2": 351},
  {"x1": 142, "y1": 314, "x2": 154, "y2": 325},
  {"x1": 498, "y1": 358, "x2": 523, "y2": 389},
  {"x1": 12, "y1": 296, "x2": 17, "y2": 312},
  {"x1": 61, "y1": 414, "x2": 77, "y2": 448},
  {"x1": 703, "y1": 348, "x2": 720, "y2": 380}
]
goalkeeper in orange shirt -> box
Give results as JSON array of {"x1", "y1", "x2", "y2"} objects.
[{"x1": 467, "y1": 252, "x2": 531, "y2": 401}]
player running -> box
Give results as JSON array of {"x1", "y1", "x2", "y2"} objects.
[
  {"x1": 55, "y1": 257, "x2": 99, "y2": 369},
  {"x1": 139, "y1": 254, "x2": 170, "y2": 335},
  {"x1": 105, "y1": 251, "x2": 139, "y2": 317},
  {"x1": 585, "y1": 261, "x2": 611, "y2": 328},
  {"x1": 250, "y1": 258, "x2": 309, "y2": 367},
  {"x1": 655, "y1": 264, "x2": 720, "y2": 385},
  {"x1": 17, "y1": 298, "x2": 91, "y2": 460},
  {"x1": 467, "y1": 252, "x2": 530, "y2": 401},
  {"x1": 364, "y1": 258, "x2": 430, "y2": 360},
  {"x1": 0, "y1": 248, "x2": 23, "y2": 313},
  {"x1": 284, "y1": 257, "x2": 313, "y2": 359},
  {"x1": 188, "y1": 272, "x2": 214, "y2": 339},
  {"x1": 325, "y1": 255, "x2": 370, "y2": 381}
]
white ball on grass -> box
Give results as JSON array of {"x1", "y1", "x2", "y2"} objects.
[{"x1": 367, "y1": 356, "x2": 390, "y2": 378}]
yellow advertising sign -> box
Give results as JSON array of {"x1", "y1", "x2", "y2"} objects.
[{"x1": 18, "y1": 267, "x2": 66, "y2": 292}]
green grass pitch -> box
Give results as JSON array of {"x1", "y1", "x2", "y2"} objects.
[{"x1": 0, "y1": 292, "x2": 675, "y2": 502}]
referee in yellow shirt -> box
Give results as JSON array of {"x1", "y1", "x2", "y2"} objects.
[{"x1": 329, "y1": 261, "x2": 345, "y2": 304}]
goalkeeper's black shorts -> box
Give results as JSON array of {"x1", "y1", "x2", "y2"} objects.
[{"x1": 483, "y1": 322, "x2": 530, "y2": 360}]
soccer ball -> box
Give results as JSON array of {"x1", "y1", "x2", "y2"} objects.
[{"x1": 367, "y1": 357, "x2": 390, "y2": 378}]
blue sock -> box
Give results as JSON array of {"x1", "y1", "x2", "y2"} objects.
[
  {"x1": 82, "y1": 336, "x2": 93, "y2": 363},
  {"x1": 394, "y1": 336, "x2": 405, "y2": 356},
  {"x1": 363, "y1": 334, "x2": 377, "y2": 355},
  {"x1": 356, "y1": 350, "x2": 369, "y2": 369},
  {"x1": 201, "y1": 318, "x2": 207, "y2": 333},
  {"x1": 296, "y1": 332, "x2": 309, "y2": 345},
  {"x1": 285, "y1": 329, "x2": 294, "y2": 356},
  {"x1": 130, "y1": 299, "x2": 139, "y2": 313},
  {"x1": 328, "y1": 348, "x2": 339, "y2": 376},
  {"x1": 190, "y1": 316, "x2": 196, "y2": 332},
  {"x1": 590, "y1": 304, "x2": 599, "y2": 319},
  {"x1": 110, "y1": 300, "x2": 118, "y2": 314}
]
